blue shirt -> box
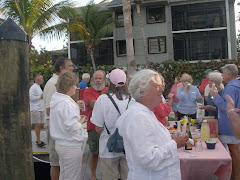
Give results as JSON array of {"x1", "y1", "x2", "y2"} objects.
[
  {"x1": 78, "y1": 80, "x2": 88, "y2": 89},
  {"x1": 177, "y1": 85, "x2": 203, "y2": 114},
  {"x1": 213, "y1": 79, "x2": 240, "y2": 136}
]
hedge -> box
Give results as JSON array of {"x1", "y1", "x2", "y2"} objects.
[{"x1": 33, "y1": 59, "x2": 240, "y2": 95}]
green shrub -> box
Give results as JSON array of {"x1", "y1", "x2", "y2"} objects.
[{"x1": 32, "y1": 59, "x2": 240, "y2": 95}]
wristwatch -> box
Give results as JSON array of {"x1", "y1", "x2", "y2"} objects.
[{"x1": 227, "y1": 108, "x2": 235, "y2": 116}]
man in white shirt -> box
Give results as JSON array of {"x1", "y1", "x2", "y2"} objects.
[
  {"x1": 29, "y1": 75, "x2": 45, "y2": 148},
  {"x1": 43, "y1": 57, "x2": 74, "y2": 180},
  {"x1": 116, "y1": 69, "x2": 189, "y2": 180}
]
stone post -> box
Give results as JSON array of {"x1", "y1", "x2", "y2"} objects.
[{"x1": 0, "y1": 18, "x2": 35, "y2": 180}]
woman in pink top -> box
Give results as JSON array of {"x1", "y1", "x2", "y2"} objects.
[
  {"x1": 170, "y1": 77, "x2": 180, "y2": 119},
  {"x1": 153, "y1": 94, "x2": 173, "y2": 125}
]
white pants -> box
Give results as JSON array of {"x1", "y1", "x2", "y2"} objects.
[{"x1": 55, "y1": 143, "x2": 83, "y2": 180}]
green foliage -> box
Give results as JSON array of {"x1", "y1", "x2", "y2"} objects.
[
  {"x1": 31, "y1": 48, "x2": 52, "y2": 69},
  {"x1": 149, "y1": 59, "x2": 240, "y2": 96},
  {"x1": 31, "y1": 59, "x2": 240, "y2": 93}
]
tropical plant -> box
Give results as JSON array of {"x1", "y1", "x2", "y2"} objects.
[
  {"x1": 122, "y1": 0, "x2": 136, "y2": 76},
  {"x1": 0, "y1": 0, "x2": 74, "y2": 84},
  {"x1": 68, "y1": 1, "x2": 115, "y2": 72}
]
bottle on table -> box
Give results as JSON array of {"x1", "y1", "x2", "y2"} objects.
[
  {"x1": 185, "y1": 123, "x2": 192, "y2": 150},
  {"x1": 177, "y1": 121, "x2": 181, "y2": 133},
  {"x1": 201, "y1": 120, "x2": 210, "y2": 141}
]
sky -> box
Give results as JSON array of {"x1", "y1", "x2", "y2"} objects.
[
  {"x1": 31, "y1": 0, "x2": 240, "y2": 51},
  {"x1": 32, "y1": 0, "x2": 103, "y2": 51}
]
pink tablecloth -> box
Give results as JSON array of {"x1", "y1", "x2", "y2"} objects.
[{"x1": 167, "y1": 121, "x2": 232, "y2": 180}]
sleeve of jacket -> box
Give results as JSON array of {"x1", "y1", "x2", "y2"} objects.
[
  {"x1": 126, "y1": 113, "x2": 178, "y2": 171},
  {"x1": 213, "y1": 87, "x2": 236, "y2": 112},
  {"x1": 63, "y1": 103, "x2": 83, "y2": 137}
]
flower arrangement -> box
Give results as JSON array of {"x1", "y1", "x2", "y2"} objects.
[{"x1": 180, "y1": 116, "x2": 196, "y2": 126}]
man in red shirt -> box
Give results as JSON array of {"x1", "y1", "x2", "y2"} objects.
[
  {"x1": 84, "y1": 70, "x2": 107, "y2": 180},
  {"x1": 199, "y1": 69, "x2": 213, "y2": 93}
]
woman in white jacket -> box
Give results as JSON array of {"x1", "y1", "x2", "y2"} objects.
[{"x1": 50, "y1": 71, "x2": 87, "y2": 180}]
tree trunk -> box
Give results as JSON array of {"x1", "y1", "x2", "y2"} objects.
[
  {"x1": 122, "y1": 0, "x2": 136, "y2": 76},
  {"x1": 88, "y1": 46, "x2": 97, "y2": 72},
  {"x1": 29, "y1": 38, "x2": 34, "y2": 86},
  {"x1": 136, "y1": 3, "x2": 150, "y2": 68}
]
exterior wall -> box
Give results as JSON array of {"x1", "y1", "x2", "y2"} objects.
[{"x1": 114, "y1": 4, "x2": 173, "y2": 67}]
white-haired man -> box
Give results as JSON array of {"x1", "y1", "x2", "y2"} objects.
[
  {"x1": 116, "y1": 69, "x2": 188, "y2": 180},
  {"x1": 83, "y1": 70, "x2": 108, "y2": 180},
  {"x1": 79, "y1": 73, "x2": 90, "y2": 89},
  {"x1": 29, "y1": 74, "x2": 45, "y2": 148}
]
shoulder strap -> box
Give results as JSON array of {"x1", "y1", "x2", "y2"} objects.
[
  {"x1": 106, "y1": 93, "x2": 121, "y2": 115},
  {"x1": 104, "y1": 93, "x2": 131, "y2": 135}
]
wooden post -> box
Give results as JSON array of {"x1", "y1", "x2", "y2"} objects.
[{"x1": 0, "y1": 18, "x2": 35, "y2": 180}]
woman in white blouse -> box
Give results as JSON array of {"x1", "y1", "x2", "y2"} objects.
[
  {"x1": 50, "y1": 71, "x2": 87, "y2": 180},
  {"x1": 116, "y1": 69, "x2": 188, "y2": 180}
]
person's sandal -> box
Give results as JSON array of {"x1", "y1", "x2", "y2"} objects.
[
  {"x1": 37, "y1": 143, "x2": 46, "y2": 148},
  {"x1": 36, "y1": 141, "x2": 46, "y2": 145}
]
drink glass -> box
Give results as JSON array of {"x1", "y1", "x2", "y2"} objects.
[
  {"x1": 195, "y1": 141, "x2": 203, "y2": 152},
  {"x1": 81, "y1": 100, "x2": 85, "y2": 111}
]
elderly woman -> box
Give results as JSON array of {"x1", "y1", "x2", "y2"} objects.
[
  {"x1": 50, "y1": 71, "x2": 87, "y2": 180},
  {"x1": 199, "y1": 71, "x2": 224, "y2": 119},
  {"x1": 177, "y1": 74, "x2": 203, "y2": 120},
  {"x1": 91, "y1": 69, "x2": 130, "y2": 180},
  {"x1": 116, "y1": 69, "x2": 188, "y2": 180},
  {"x1": 211, "y1": 64, "x2": 240, "y2": 180}
]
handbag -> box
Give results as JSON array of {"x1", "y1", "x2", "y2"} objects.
[{"x1": 105, "y1": 93, "x2": 131, "y2": 153}]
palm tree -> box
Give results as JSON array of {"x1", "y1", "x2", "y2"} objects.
[
  {"x1": 0, "y1": 0, "x2": 74, "y2": 84},
  {"x1": 122, "y1": 0, "x2": 136, "y2": 76},
  {"x1": 134, "y1": 0, "x2": 150, "y2": 68},
  {"x1": 67, "y1": 2, "x2": 115, "y2": 72}
]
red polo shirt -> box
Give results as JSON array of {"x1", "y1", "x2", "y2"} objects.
[{"x1": 83, "y1": 86, "x2": 108, "y2": 131}]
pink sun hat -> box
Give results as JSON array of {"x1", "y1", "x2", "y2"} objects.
[{"x1": 108, "y1": 69, "x2": 126, "y2": 87}]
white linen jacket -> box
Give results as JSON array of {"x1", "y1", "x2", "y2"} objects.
[
  {"x1": 50, "y1": 92, "x2": 84, "y2": 146},
  {"x1": 116, "y1": 101, "x2": 181, "y2": 180}
]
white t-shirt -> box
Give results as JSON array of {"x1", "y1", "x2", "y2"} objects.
[
  {"x1": 43, "y1": 74, "x2": 58, "y2": 119},
  {"x1": 116, "y1": 101, "x2": 181, "y2": 180},
  {"x1": 29, "y1": 83, "x2": 44, "y2": 112},
  {"x1": 91, "y1": 93, "x2": 131, "y2": 158}
]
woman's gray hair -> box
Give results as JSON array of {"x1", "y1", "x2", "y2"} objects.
[
  {"x1": 129, "y1": 69, "x2": 163, "y2": 100},
  {"x1": 208, "y1": 72, "x2": 223, "y2": 85},
  {"x1": 180, "y1": 74, "x2": 193, "y2": 84},
  {"x1": 56, "y1": 71, "x2": 79, "y2": 94},
  {"x1": 221, "y1": 64, "x2": 238, "y2": 78}
]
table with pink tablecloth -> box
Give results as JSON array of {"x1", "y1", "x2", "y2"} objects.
[{"x1": 167, "y1": 121, "x2": 232, "y2": 180}]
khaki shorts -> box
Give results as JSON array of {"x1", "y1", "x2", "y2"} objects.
[
  {"x1": 30, "y1": 111, "x2": 45, "y2": 124},
  {"x1": 87, "y1": 129, "x2": 100, "y2": 154},
  {"x1": 100, "y1": 156, "x2": 128, "y2": 180},
  {"x1": 49, "y1": 137, "x2": 59, "y2": 166}
]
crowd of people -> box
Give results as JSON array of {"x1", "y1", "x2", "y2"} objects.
[{"x1": 29, "y1": 57, "x2": 240, "y2": 180}]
